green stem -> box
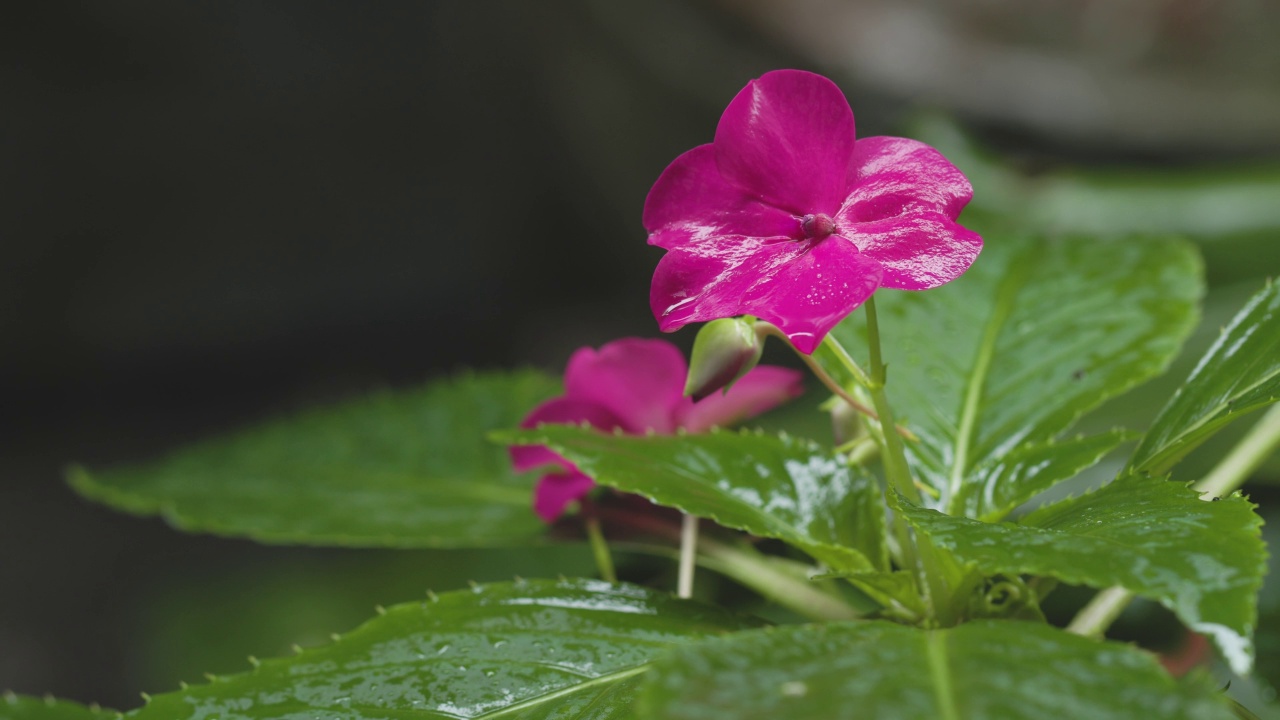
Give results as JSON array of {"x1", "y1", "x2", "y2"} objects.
[
  {"x1": 863, "y1": 296, "x2": 957, "y2": 624},
  {"x1": 677, "y1": 514, "x2": 698, "y2": 599},
  {"x1": 1068, "y1": 404, "x2": 1280, "y2": 638},
  {"x1": 1195, "y1": 404, "x2": 1280, "y2": 499},
  {"x1": 584, "y1": 516, "x2": 617, "y2": 584},
  {"x1": 755, "y1": 322, "x2": 917, "y2": 441},
  {"x1": 864, "y1": 297, "x2": 921, "y2": 506},
  {"x1": 1064, "y1": 587, "x2": 1134, "y2": 638},
  {"x1": 604, "y1": 511, "x2": 865, "y2": 620},
  {"x1": 819, "y1": 330, "x2": 874, "y2": 387},
  {"x1": 697, "y1": 537, "x2": 863, "y2": 621}
]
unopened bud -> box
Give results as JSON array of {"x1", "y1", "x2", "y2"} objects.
[{"x1": 685, "y1": 318, "x2": 763, "y2": 401}]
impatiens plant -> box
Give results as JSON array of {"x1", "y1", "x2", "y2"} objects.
[{"x1": 13, "y1": 69, "x2": 1280, "y2": 719}]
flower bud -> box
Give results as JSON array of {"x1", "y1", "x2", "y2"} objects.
[{"x1": 685, "y1": 318, "x2": 764, "y2": 401}]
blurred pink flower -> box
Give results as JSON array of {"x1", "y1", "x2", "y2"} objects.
[
  {"x1": 646, "y1": 69, "x2": 981, "y2": 354},
  {"x1": 511, "y1": 338, "x2": 803, "y2": 521}
]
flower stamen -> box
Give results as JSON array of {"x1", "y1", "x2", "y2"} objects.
[{"x1": 800, "y1": 213, "x2": 836, "y2": 240}]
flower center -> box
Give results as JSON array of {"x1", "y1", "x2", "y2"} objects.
[{"x1": 800, "y1": 213, "x2": 835, "y2": 240}]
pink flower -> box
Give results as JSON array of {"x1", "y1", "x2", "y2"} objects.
[
  {"x1": 511, "y1": 338, "x2": 803, "y2": 521},
  {"x1": 646, "y1": 69, "x2": 981, "y2": 354}
]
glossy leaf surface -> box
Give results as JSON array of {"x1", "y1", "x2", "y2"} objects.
[
  {"x1": 499, "y1": 426, "x2": 885, "y2": 573},
  {"x1": 950, "y1": 429, "x2": 1135, "y2": 521},
  {"x1": 1130, "y1": 280, "x2": 1280, "y2": 476},
  {"x1": 71, "y1": 371, "x2": 558, "y2": 547},
  {"x1": 823, "y1": 235, "x2": 1200, "y2": 516},
  {"x1": 899, "y1": 474, "x2": 1265, "y2": 674},
  {"x1": 0, "y1": 696, "x2": 110, "y2": 720},
  {"x1": 126, "y1": 579, "x2": 760, "y2": 719},
  {"x1": 639, "y1": 620, "x2": 1233, "y2": 720}
]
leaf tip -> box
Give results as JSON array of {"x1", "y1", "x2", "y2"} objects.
[
  {"x1": 290, "y1": 644, "x2": 303, "y2": 656},
  {"x1": 374, "y1": 604, "x2": 387, "y2": 615},
  {"x1": 138, "y1": 693, "x2": 151, "y2": 705},
  {"x1": 426, "y1": 589, "x2": 439, "y2": 601},
  {"x1": 247, "y1": 655, "x2": 261, "y2": 668}
]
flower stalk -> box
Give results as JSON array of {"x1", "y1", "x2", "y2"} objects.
[
  {"x1": 677, "y1": 514, "x2": 699, "y2": 599},
  {"x1": 863, "y1": 296, "x2": 956, "y2": 624},
  {"x1": 755, "y1": 321, "x2": 917, "y2": 441},
  {"x1": 584, "y1": 516, "x2": 617, "y2": 584}
]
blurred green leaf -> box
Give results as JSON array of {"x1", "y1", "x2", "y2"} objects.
[
  {"x1": 1130, "y1": 281, "x2": 1280, "y2": 477},
  {"x1": 125, "y1": 579, "x2": 760, "y2": 719},
  {"x1": 915, "y1": 115, "x2": 1280, "y2": 243},
  {"x1": 135, "y1": 546, "x2": 600, "y2": 694},
  {"x1": 497, "y1": 427, "x2": 885, "y2": 573},
  {"x1": 898, "y1": 474, "x2": 1265, "y2": 674},
  {"x1": 824, "y1": 235, "x2": 1201, "y2": 518},
  {"x1": 638, "y1": 620, "x2": 1233, "y2": 720},
  {"x1": 0, "y1": 696, "x2": 112, "y2": 720},
  {"x1": 70, "y1": 371, "x2": 558, "y2": 547}
]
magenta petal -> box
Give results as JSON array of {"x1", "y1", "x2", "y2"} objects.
[
  {"x1": 841, "y1": 136, "x2": 973, "y2": 220},
  {"x1": 650, "y1": 236, "x2": 883, "y2": 354},
  {"x1": 835, "y1": 136, "x2": 980, "y2": 290},
  {"x1": 679, "y1": 365, "x2": 805, "y2": 433},
  {"x1": 715, "y1": 70, "x2": 856, "y2": 215},
  {"x1": 844, "y1": 214, "x2": 983, "y2": 290},
  {"x1": 533, "y1": 470, "x2": 597, "y2": 522},
  {"x1": 510, "y1": 397, "x2": 627, "y2": 472},
  {"x1": 563, "y1": 338, "x2": 687, "y2": 434},
  {"x1": 644, "y1": 144, "x2": 798, "y2": 248}
]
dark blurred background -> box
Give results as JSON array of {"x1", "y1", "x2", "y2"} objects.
[{"x1": 3, "y1": 0, "x2": 1279, "y2": 710}]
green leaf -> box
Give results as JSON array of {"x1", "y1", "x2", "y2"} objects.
[
  {"x1": 638, "y1": 620, "x2": 1234, "y2": 720},
  {"x1": 823, "y1": 235, "x2": 1201, "y2": 518},
  {"x1": 898, "y1": 474, "x2": 1265, "y2": 674},
  {"x1": 0, "y1": 696, "x2": 112, "y2": 720},
  {"x1": 71, "y1": 371, "x2": 559, "y2": 547},
  {"x1": 1130, "y1": 280, "x2": 1280, "y2": 476},
  {"x1": 951, "y1": 430, "x2": 1136, "y2": 521},
  {"x1": 497, "y1": 427, "x2": 886, "y2": 573},
  {"x1": 126, "y1": 579, "x2": 760, "y2": 719},
  {"x1": 815, "y1": 570, "x2": 928, "y2": 623}
]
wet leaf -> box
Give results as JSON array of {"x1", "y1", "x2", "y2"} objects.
[
  {"x1": 898, "y1": 474, "x2": 1265, "y2": 674},
  {"x1": 639, "y1": 620, "x2": 1233, "y2": 720},
  {"x1": 823, "y1": 235, "x2": 1201, "y2": 518},
  {"x1": 71, "y1": 371, "x2": 558, "y2": 547},
  {"x1": 497, "y1": 427, "x2": 886, "y2": 573},
  {"x1": 1130, "y1": 280, "x2": 1280, "y2": 476},
  {"x1": 125, "y1": 579, "x2": 760, "y2": 719}
]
